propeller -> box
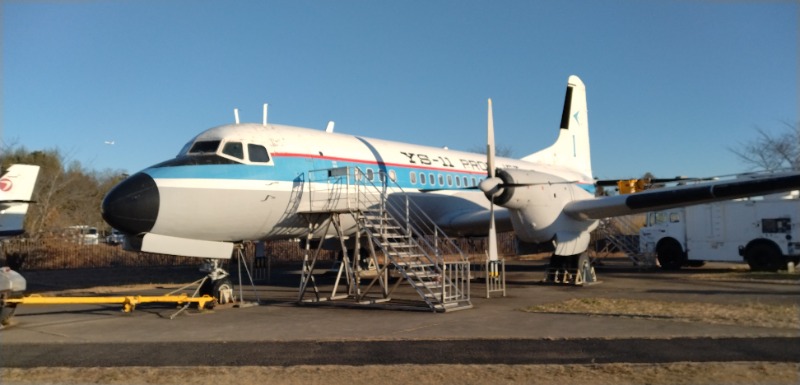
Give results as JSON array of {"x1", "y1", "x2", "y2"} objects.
[{"x1": 481, "y1": 99, "x2": 499, "y2": 263}]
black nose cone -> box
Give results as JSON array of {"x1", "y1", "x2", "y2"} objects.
[{"x1": 102, "y1": 172, "x2": 159, "y2": 234}]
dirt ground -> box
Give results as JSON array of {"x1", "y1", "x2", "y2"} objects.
[{"x1": 3, "y1": 362, "x2": 799, "y2": 385}]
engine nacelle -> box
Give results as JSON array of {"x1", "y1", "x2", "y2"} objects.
[{"x1": 490, "y1": 168, "x2": 597, "y2": 244}]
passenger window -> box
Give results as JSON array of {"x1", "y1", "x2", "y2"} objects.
[
  {"x1": 419, "y1": 172, "x2": 425, "y2": 185},
  {"x1": 222, "y1": 142, "x2": 244, "y2": 160},
  {"x1": 447, "y1": 175, "x2": 453, "y2": 186},
  {"x1": 410, "y1": 172, "x2": 417, "y2": 184},
  {"x1": 366, "y1": 169, "x2": 374, "y2": 181},
  {"x1": 248, "y1": 144, "x2": 270, "y2": 163},
  {"x1": 389, "y1": 170, "x2": 396, "y2": 182},
  {"x1": 189, "y1": 140, "x2": 221, "y2": 154},
  {"x1": 429, "y1": 173, "x2": 436, "y2": 185},
  {"x1": 438, "y1": 174, "x2": 445, "y2": 186},
  {"x1": 463, "y1": 176, "x2": 468, "y2": 187},
  {"x1": 455, "y1": 176, "x2": 461, "y2": 187}
]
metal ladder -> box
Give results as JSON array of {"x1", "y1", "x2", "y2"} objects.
[
  {"x1": 303, "y1": 166, "x2": 471, "y2": 312},
  {"x1": 596, "y1": 215, "x2": 654, "y2": 266},
  {"x1": 357, "y1": 206, "x2": 471, "y2": 312}
]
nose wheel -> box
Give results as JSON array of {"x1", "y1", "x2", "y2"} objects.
[
  {"x1": 199, "y1": 260, "x2": 236, "y2": 305},
  {"x1": 200, "y1": 276, "x2": 235, "y2": 305}
]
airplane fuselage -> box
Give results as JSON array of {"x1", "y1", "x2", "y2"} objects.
[{"x1": 103, "y1": 123, "x2": 596, "y2": 246}]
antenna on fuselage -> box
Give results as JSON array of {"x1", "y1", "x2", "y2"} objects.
[
  {"x1": 325, "y1": 121, "x2": 335, "y2": 133},
  {"x1": 263, "y1": 103, "x2": 268, "y2": 126},
  {"x1": 234, "y1": 108, "x2": 240, "y2": 124}
]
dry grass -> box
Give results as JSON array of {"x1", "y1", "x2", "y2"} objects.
[
  {"x1": 3, "y1": 362, "x2": 799, "y2": 385},
  {"x1": 522, "y1": 298, "x2": 800, "y2": 329}
]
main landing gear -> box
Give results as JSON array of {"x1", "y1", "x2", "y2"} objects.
[{"x1": 543, "y1": 253, "x2": 598, "y2": 286}]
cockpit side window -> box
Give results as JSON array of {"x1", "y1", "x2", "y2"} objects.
[
  {"x1": 189, "y1": 140, "x2": 221, "y2": 154},
  {"x1": 222, "y1": 142, "x2": 244, "y2": 160},
  {"x1": 248, "y1": 144, "x2": 270, "y2": 163}
]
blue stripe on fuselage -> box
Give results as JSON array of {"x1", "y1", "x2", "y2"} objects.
[{"x1": 144, "y1": 155, "x2": 598, "y2": 194}]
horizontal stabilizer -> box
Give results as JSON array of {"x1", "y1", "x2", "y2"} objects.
[
  {"x1": 142, "y1": 233, "x2": 234, "y2": 259},
  {"x1": 0, "y1": 164, "x2": 40, "y2": 239},
  {"x1": 0, "y1": 165, "x2": 40, "y2": 202},
  {"x1": 565, "y1": 172, "x2": 800, "y2": 220}
]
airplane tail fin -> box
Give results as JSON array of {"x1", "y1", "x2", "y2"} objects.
[
  {"x1": 522, "y1": 75, "x2": 592, "y2": 181},
  {"x1": 0, "y1": 164, "x2": 41, "y2": 238}
]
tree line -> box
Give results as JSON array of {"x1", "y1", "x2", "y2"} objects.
[{"x1": 1, "y1": 146, "x2": 127, "y2": 239}]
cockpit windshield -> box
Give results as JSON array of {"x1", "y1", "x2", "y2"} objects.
[
  {"x1": 156, "y1": 138, "x2": 272, "y2": 168},
  {"x1": 222, "y1": 142, "x2": 244, "y2": 160},
  {"x1": 188, "y1": 140, "x2": 221, "y2": 154}
]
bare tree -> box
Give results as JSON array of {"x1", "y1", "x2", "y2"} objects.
[
  {"x1": 1, "y1": 146, "x2": 126, "y2": 238},
  {"x1": 730, "y1": 122, "x2": 800, "y2": 172}
]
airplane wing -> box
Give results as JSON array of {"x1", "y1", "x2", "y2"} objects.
[
  {"x1": 394, "y1": 190, "x2": 513, "y2": 237},
  {"x1": 565, "y1": 172, "x2": 800, "y2": 220}
]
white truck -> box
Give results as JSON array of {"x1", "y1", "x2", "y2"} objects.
[{"x1": 639, "y1": 192, "x2": 800, "y2": 271}]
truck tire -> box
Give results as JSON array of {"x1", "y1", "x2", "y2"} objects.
[
  {"x1": 657, "y1": 240, "x2": 685, "y2": 271},
  {"x1": 745, "y1": 242, "x2": 784, "y2": 272}
]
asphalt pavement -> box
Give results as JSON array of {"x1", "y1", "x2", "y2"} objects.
[{"x1": 2, "y1": 261, "x2": 798, "y2": 367}]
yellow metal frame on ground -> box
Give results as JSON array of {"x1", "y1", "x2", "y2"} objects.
[{"x1": 4, "y1": 293, "x2": 214, "y2": 313}]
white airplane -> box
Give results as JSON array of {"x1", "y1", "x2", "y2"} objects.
[
  {"x1": 102, "y1": 75, "x2": 800, "y2": 297},
  {"x1": 0, "y1": 164, "x2": 41, "y2": 239}
]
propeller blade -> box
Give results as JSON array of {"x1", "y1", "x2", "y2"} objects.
[
  {"x1": 487, "y1": 99, "x2": 495, "y2": 179},
  {"x1": 488, "y1": 200, "x2": 498, "y2": 261},
  {"x1": 486, "y1": 98, "x2": 498, "y2": 262}
]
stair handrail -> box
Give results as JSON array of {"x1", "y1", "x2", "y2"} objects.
[{"x1": 343, "y1": 167, "x2": 468, "y2": 264}]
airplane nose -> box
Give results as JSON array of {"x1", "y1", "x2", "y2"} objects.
[{"x1": 102, "y1": 172, "x2": 159, "y2": 234}]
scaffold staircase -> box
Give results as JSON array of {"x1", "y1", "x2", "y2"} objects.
[
  {"x1": 298, "y1": 167, "x2": 472, "y2": 312},
  {"x1": 594, "y1": 215, "x2": 655, "y2": 267}
]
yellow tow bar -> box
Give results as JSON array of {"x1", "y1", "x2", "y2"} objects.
[{"x1": 4, "y1": 293, "x2": 214, "y2": 313}]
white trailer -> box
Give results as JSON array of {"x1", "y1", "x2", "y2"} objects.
[{"x1": 639, "y1": 192, "x2": 800, "y2": 271}]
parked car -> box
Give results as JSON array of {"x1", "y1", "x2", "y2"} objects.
[
  {"x1": 106, "y1": 229, "x2": 125, "y2": 245},
  {"x1": 67, "y1": 225, "x2": 99, "y2": 245}
]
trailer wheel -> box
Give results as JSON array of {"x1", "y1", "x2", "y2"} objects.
[
  {"x1": 657, "y1": 240, "x2": 685, "y2": 271},
  {"x1": 745, "y1": 242, "x2": 784, "y2": 272},
  {"x1": 1, "y1": 293, "x2": 20, "y2": 326}
]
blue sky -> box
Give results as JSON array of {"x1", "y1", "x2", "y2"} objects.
[{"x1": 3, "y1": 0, "x2": 797, "y2": 181}]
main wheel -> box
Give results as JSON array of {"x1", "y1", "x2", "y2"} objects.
[
  {"x1": 657, "y1": 240, "x2": 685, "y2": 271},
  {"x1": 200, "y1": 277, "x2": 236, "y2": 305},
  {"x1": 745, "y1": 242, "x2": 784, "y2": 272}
]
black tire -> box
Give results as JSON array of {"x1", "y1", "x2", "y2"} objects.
[
  {"x1": 687, "y1": 260, "x2": 706, "y2": 268},
  {"x1": 745, "y1": 242, "x2": 784, "y2": 272},
  {"x1": 546, "y1": 254, "x2": 565, "y2": 281},
  {"x1": 657, "y1": 240, "x2": 685, "y2": 271},
  {"x1": 548, "y1": 254, "x2": 566, "y2": 269},
  {"x1": 200, "y1": 277, "x2": 235, "y2": 305},
  {"x1": 1, "y1": 293, "x2": 20, "y2": 326}
]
